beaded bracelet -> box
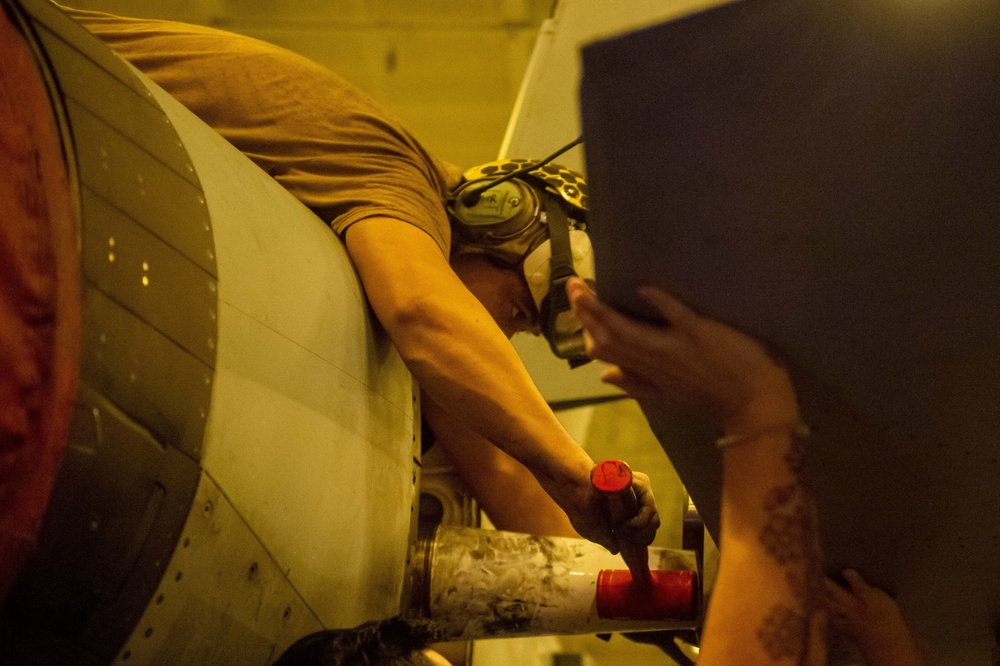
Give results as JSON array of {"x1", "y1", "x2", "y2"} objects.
[{"x1": 715, "y1": 422, "x2": 811, "y2": 450}]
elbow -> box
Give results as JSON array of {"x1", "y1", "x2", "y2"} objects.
[
  {"x1": 377, "y1": 292, "x2": 438, "y2": 340},
  {"x1": 373, "y1": 292, "x2": 450, "y2": 369}
]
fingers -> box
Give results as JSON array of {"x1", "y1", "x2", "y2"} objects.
[
  {"x1": 567, "y1": 277, "x2": 643, "y2": 347},
  {"x1": 567, "y1": 278, "x2": 622, "y2": 355},
  {"x1": 588, "y1": 468, "x2": 661, "y2": 553},
  {"x1": 824, "y1": 576, "x2": 860, "y2": 636},
  {"x1": 631, "y1": 470, "x2": 655, "y2": 501},
  {"x1": 621, "y1": 504, "x2": 660, "y2": 546},
  {"x1": 618, "y1": 472, "x2": 660, "y2": 546},
  {"x1": 842, "y1": 569, "x2": 871, "y2": 596},
  {"x1": 569, "y1": 281, "x2": 682, "y2": 381},
  {"x1": 824, "y1": 576, "x2": 855, "y2": 613},
  {"x1": 599, "y1": 366, "x2": 659, "y2": 400},
  {"x1": 566, "y1": 276, "x2": 592, "y2": 300},
  {"x1": 636, "y1": 284, "x2": 697, "y2": 329}
]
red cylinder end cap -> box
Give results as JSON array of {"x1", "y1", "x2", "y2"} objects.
[
  {"x1": 596, "y1": 569, "x2": 698, "y2": 621},
  {"x1": 591, "y1": 460, "x2": 633, "y2": 494}
]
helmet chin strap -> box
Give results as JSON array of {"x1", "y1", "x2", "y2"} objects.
[{"x1": 539, "y1": 193, "x2": 590, "y2": 368}]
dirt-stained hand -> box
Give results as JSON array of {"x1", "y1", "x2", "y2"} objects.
[{"x1": 555, "y1": 469, "x2": 660, "y2": 554}]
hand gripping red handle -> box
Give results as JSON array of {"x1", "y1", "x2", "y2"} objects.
[{"x1": 591, "y1": 459, "x2": 652, "y2": 585}]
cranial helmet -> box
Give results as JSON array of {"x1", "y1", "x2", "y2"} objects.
[{"x1": 447, "y1": 157, "x2": 594, "y2": 367}]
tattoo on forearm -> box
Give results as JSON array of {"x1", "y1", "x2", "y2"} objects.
[
  {"x1": 757, "y1": 605, "x2": 807, "y2": 660},
  {"x1": 755, "y1": 434, "x2": 824, "y2": 662},
  {"x1": 760, "y1": 483, "x2": 811, "y2": 566}
]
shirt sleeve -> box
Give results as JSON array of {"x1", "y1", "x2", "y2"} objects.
[{"x1": 63, "y1": 5, "x2": 460, "y2": 256}]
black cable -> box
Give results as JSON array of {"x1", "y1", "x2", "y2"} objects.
[{"x1": 459, "y1": 135, "x2": 583, "y2": 207}]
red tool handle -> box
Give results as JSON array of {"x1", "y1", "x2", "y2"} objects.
[{"x1": 591, "y1": 460, "x2": 651, "y2": 585}]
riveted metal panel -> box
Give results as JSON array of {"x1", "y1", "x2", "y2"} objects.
[
  {"x1": 147, "y1": 71, "x2": 419, "y2": 628},
  {"x1": 69, "y1": 100, "x2": 216, "y2": 276},
  {"x1": 80, "y1": 284, "x2": 212, "y2": 461},
  {"x1": 2, "y1": 385, "x2": 200, "y2": 663},
  {"x1": 21, "y1": 0, "x2": 153, "y2": 101},
  {"x1": 116, "y1": 474, "x2": 323, "y2": 665},
  {"x1": 6, "y1": 2, "x2": 420, "y2": 664},
  {"x1": 80, "y1": 187, "x2": 217, "y2": 367},
  {"x1": 32, "y1": 23, "x2": 200, "y2": 187}
]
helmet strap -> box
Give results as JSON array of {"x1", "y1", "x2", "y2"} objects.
[{"x1": 540, "y1": 194, "x2": 589, "y2": 367}]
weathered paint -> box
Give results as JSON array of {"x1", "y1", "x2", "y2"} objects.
[
  {"x1": 595, "y1": 569, "x2": 696, "y2": 620},
  {"x1": 423, "y1": 526, "x2": 698, "y2": 639}
]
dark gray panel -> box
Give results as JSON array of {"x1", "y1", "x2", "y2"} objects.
[
  {"x1": 2, "y1": 385, "x2": 200, "y2": 662},
  {"x1": 582, "y1": 0, "x2": 1000, "y2": 439},
  {"x1": 580, "y1": 0, "x2": 1000, "y2": 661},
  {"x1": 20, "y1": 0, "x2": 150, "y2": 100},
  {"x1": 117, "y1": 475, "x2": 325, "y2": 664},
  {"x1": 69, "y1": 100, "x2": 216, "y2": 276},
  {"x1": 80, "y1": 283, "x2": 212, "y2": 461},
  {"x1": 81, "y1": 187, "x2": 217, "y2": 367},
  {"x1": 34, "y1": 23, "x2": 200, "y2": 187}
]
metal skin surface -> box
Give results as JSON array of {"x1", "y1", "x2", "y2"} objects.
[
  {"x1": 126, "y1": 31, "x2": 422, "y2": 666},
  {"x1": 2, "y1": 0, "x2": 420, "y2": 663}
]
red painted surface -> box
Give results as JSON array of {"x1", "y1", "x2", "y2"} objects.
[
  {"x1": 0, "y1": 8, "x2": 81, "y2": 601},
  {"x1": 596, "y1": 569, "x2": 697, "y2": 621},
  {"x1": 591, "y1": 459, "x2": 651, "y2": 583},
  {"x1": 590, "y1": 459, "x2": 632, "y2": 493}
]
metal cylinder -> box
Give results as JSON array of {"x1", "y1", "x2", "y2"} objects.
[
  {"x1": 411, "y1": 525, "x2": 698, "y2": 640},
  {"x1": 1, "y1": 1, "x2": 420, "y2": 662}
]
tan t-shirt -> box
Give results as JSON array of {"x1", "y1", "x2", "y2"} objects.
[{"x1": 64, "y1": 7, "x2": 462, "y2": 255}]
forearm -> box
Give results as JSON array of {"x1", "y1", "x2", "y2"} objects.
[
  {"x1": 426, "y1": 397, "x2": 579, "y2": 538},
  {"x1": 345, "y1": 219, "x2": 593, "y2": 502},
  {"x1": 699, "y1": 429, "x2": 826, "y2": 666},
  {"x1": 399, "y1": 290, "x2": 592, "y2": 490},
  {"x1": 565, "y1": 278, "x2": 828, "y2": 659},
  {"x1": 411, "y1": 305, "x2": 577, "y2": 456}
]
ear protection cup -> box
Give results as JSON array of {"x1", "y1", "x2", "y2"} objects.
[
  {"x1": 446, "y1": 159, "x2": 589, "y2": 266},
  {"x1": 447, "y1": 157, "x2": 593, "y2": 366},
  {"x1": 449, "y1": 177, "x2": 540, "y2": 243}
]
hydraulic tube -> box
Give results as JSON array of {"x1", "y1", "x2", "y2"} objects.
[{"x1": 409, "y1": 525, "x2": 698, "y2": 640}]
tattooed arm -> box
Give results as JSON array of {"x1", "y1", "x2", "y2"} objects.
[
  {"x1": 701, "y1": 418, "x2": 826, "y2": 665},
  {"x1": 567, "y1": 278, "x2": 827, "y2": 666}
]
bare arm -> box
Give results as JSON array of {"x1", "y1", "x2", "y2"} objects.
[
  {"x1": 703, "y1": 426, "x2": 826, "y2": 666},
  {"x1": 423, "y1": 396, "x2": 578, "y2": 538},
  {"x1": 568, "y1": 278, "x2": 827, "y2": 665},
  {"x1": 345, "y1": 218, "x2": 657, "y2": 551}
]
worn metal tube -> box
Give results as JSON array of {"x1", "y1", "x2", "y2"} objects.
[{"x1": 410, "y1": 525, "x2": 698, "y2": 640}]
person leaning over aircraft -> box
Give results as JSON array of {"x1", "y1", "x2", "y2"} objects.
[{"x1": 61, "y1": 7, "x2": 659, "y2": 554}]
